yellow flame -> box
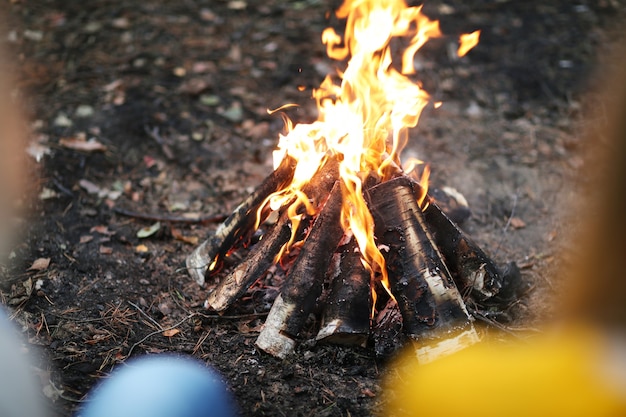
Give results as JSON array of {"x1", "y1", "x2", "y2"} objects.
[
  {"x1": 261, "y1": 0, "x2": 479, "y2": 308},
  {"x1": 458, "y1": 30, "x2": 480, "y2": 57}
]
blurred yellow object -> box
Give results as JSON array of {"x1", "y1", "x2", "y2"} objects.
[{"x1": 383, "y1": 326, "x2": 626, "y2": 417}]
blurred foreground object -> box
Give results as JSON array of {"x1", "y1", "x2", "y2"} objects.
[
  {"x1": 0, "y1": 42, "x2": 26, "y2": 262},
  {"x1": 78, "y1": 355, "x2": 238, "y2": 417},
  {"x1": 0, "y1": 308, "x2": 47, "y2": 417},
  {"x1": 384, "y1": 327, "x2": 626, "y2": 417},
  {"x1": 382, "y1": 35, "x2": 626, "y2": 417}
]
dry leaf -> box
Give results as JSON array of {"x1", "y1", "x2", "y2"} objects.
[
  {"x1": 137, "y1": 222, "x2": 161, "y2": 238},
  {"x1": 177, "y1": 77, "x2": 212, "y2": 95},
  {"x1": 509, "y1": 217, "x2": 526, "y2": 229},
  {"x1": 237, "y1": 321, "x2": 263, "y2": 334},
  {"x1": 28, "y1": 257, "x2": 51, "y2": 271},
  {"x1": 162, "y1": 328, "x2": 180, "y2": 337},
  {"x1": 59, "y1": 137, "x2": 107, "y2": 152},
  {"x1": 361, "y1": 388, "x2": 376, "y2": 398},
  {"x1": 99, "y1": 246, "x2": 113, "y2": 254},
  {"x1": 79, "y1": 235, "x2": 94, "y2": 244},
  {"x1": 79, "y1": 179, "x2": 101, "y2": 194},
  {"x1": 90, "y1": 225, "x2": 114, "y2": 235},
  {"x1": 171, "y1": 227, "x2": 199, "y2": 245}
]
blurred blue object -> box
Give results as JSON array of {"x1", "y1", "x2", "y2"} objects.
[
  {"x1": 0, "y1": 307, "x2": 47, "y2": 417},
  {"x1": 79, "y1": 355, "x2": 238, "y2": 417}
]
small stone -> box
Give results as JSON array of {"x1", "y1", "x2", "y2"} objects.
[
  {"x1": 53, "y1": 113, "x2": 73, "y2": 127},
  {"x1": 75, "y1": 105, "x2": 94, "y2": 118}
]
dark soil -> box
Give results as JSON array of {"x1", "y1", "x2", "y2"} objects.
[{"x1": 2, "y1": 1, "x2": 625, "y2": 416}]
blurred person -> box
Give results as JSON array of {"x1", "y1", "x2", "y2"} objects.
[
  {"x1": 0, "y1": 35, "x2": 48, "y2": 417},
  {"x1": 382, "y1": 40, "x2": 626, "y2": 417}
]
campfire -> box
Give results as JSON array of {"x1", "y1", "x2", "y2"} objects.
[{"x1": 187, "y1": 0, "x2": 511, "y2": 361}]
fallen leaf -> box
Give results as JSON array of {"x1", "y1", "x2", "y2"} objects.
[
  {"x1": 178, "y1": 77, "x2": 212, "y2": 95},
  {"x1": 228, "y1": 0, "x2": 247, "y2": 10},
  {"x1": 237, "y1": 321, "x2": 263, "y2": 334},
  {"x1": 99, "y1": 246, "x2": 113, "y2": 254},
  {"x1": 79, "y1": 179, "x2": 101, "y2": 194},
  {"x1": 137, "y1": 222, "x2": 161, "y2": 238},
  {"x1": 509, "y1": 217, "x2": 526, "y2": 229},
  {"x1": 219, "y1": 102, "x2": 243, "y2": 122},
  {"x1": 103, "y1": 79, "x2": 124, "y2": 92},
  {"x1": 162, "y1": 328, "x2": 180, "y2": 337},
  {"x1": 361, "y1": 388, "x2": 376, "y2": 398},
  {"x1": 111, "y1": 17, "x2": 130, "y2": 29},
  {"x1": 59, "y1": 137, "x2": 107, "y2": 152},
  {"x1": 199, "y1": 94, "x2": 220, "y2": 106},
  {"x1": 38, "y1": 187, "x2": 58, "y2": 200},
  {"x1": 28, "y1": 257, "x2": 51, "y2": 271},
  {"x1": 171, "y1": 227, "x2": 199, "y2": 245},
  {"x1": 79, "y1": 235, "x2": 94, "y2": 244},
  {"x1": 143, "y1": 155, "x2": 157, "y2": 168},
  {"x1": 90, "y1": 225, "x2": 115, "y2": 235}
]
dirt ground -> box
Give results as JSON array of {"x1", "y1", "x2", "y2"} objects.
[{"x1": 2, "y1": 1, "x2": 625, "y2": 416}]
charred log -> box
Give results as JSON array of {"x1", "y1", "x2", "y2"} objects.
[
  {"x1": 256, "y1": 181, "x2": 345, "y2": 358},
  {"x1": 367, "y1": 176, "x2": 479, "y2": 362},
  {"x1": 205, "y1": 157, "x2": 341, "y2": 311},
  {"x1": 410, "y1": 180, "x2": 502, "y2": 302},
  {"x1": 372, "y1": 297, "x2": 404, "y2": 357},
  {"x1": 187, "y1": 156, "x2": 297, "y2": 285},
  {"x1": 316, "y1": 238, "x2": 371, "y2": 346}
]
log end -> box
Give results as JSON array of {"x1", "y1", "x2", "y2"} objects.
[
  {"x1": 255, "y1": 328, "x2": 296, "y2": 360},
  {"x1": 316, "y1": 319, "x2": 368, "y2": 347},
  {"x1": 186, "y1": 241, "x2": 211, "y2": 286},
  {"x1": 412, "y1": 326, "x2": 480, "y2": 364},
  {"x1": 255, "y1": 294, "x2": 297, "y2": 359}
]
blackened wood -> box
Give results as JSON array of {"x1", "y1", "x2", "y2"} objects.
[
  {"x1": 366, "y1": 176, "x2": 478, "y2": 357},
  {"x1": 316, "y1": 238, "x2": 371, "y2": 346},
  {"x1": 413, "y1": 181, "x2": 502, "y2": 301},
  {"x1": 204, "y1": 212, "x2": 304, "y2": 311},
  {"x1": 372, "y1": 297, "x2": 404, "y2": 357},
  {"x1": 256, "y1": 181, "x2": 344, "y2": 358},
  {"x1": 205, "y1": 157, "x2": 341, "y2": 311},
  {"x1": 428, "y1": 186, "x2": 471, "y2": 224},
  {"x1": 186, "y1": 156, "x2": 297, "y2": 285}
]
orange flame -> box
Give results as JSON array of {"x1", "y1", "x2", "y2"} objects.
[
  {"x1": 263, "y1": 0, "x2": 478, "y2": 309},
  {"x1": 458, "y1": 30, "x2": 480, "y2": 57}
]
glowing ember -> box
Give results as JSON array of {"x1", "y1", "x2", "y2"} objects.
[
  {"x1": 458, "y1": 30, "x2": 481, "y2": 58},
  {"x1": 263, "y1": 0, "x2": 478, "y2": 301}
]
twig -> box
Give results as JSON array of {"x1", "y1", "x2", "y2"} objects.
[
  {"x1": 52, "y1": 178, "x2": 74, "y2": 197},
  {"x1": 468, "y1": 307, "x2": 525, "y2": 340},
  {"x1": 126, "y1": 313, "x2": 196, "y2": 358},
  {"x1": 198, "y1": 311, "x2": 269, "y2": 320},
  {"x1": 494, "y1": 191, "x2": 519, "y2": 258},
  {"x1": 144, "y1": 125, "x2": 175, "y2": 160},
  {"x1": 112, "y1": 206, "x2": 227, "y2": 224},
  {"x1": 127, "y1": 301, "x2": 163, "y2": 331}
]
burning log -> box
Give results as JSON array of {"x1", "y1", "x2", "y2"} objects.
[
  {"x1": 183, "y1": 0, "x2": 513, "y2": 362},
  {"x1": 411, "y1": 181, "x2": 503, "y2": 302},
  {"x1": 186, "y1": 155, "x2": 296, "y2": 285},
  {"x1": 366, "y1": 176, "x2": 479, "y2": 362},
  {"x1": 205, "y1": 157, "x2": 340, "y2": 312},
  {"x1": 315, "y1": 237, "x2": 371, "y2": 346},
  {"x1": 256, "y1": 181, "x2": 345, "y2": 359}
]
